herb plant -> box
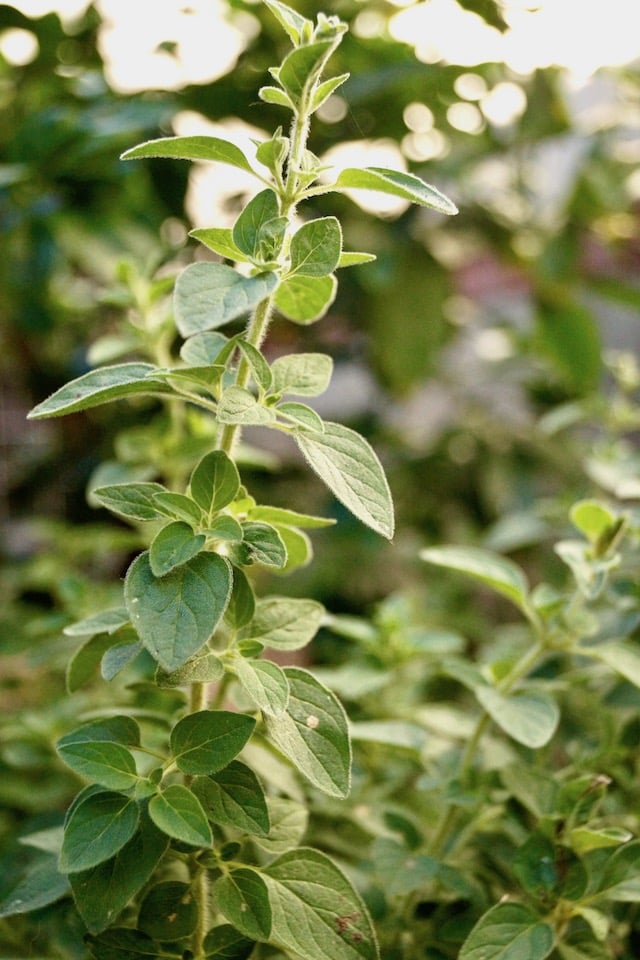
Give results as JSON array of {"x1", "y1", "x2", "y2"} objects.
[{"x1": 7, "y1": 3, "x2": 456, "y2": 958}]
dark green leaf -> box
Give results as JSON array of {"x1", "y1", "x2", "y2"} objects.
[
  {"x1": 232, "y1": 189, "x2": 280, "y2": 258},
  {"x1": 86, "y1": 928, "x2": 166, "y2": 959},
  {"x1": 57, "y1": 741, "x2": 138, "y2": 791},
  {"x1": 57, "y1": 716, "x2": 141, "y2": 749},
  {"x1": 274, "y1": 273, "x2": 337, "y2": 324},
  {"x1": 60, "y1": 792, "x2": 140, "y2": 873},
  {"x1": 460, "y1": 902, "x2": 554, "y2": 960},
  {"x1": 171, "y1": 710, "x2": 256, "y2": 775},
  {"x1": 138, "y1": 881, "x2": 198, "y2": 940},
  {"x1": 241, "y1": 521, "x2": 287, "y2": 568},
  {"x1": 295, "y1": 421, "x2": 394, "y2": 539},
  {"x1": 28, "y1": 363, "x2": 171, "y2": 419},
  {"x1": 66, "y1": 632, "x2": 117, "y2": 692},
  {"x1": 224, "y1": 566, "x2": 256, "y2": 630},
  {"x1": 101, "y1": 635, "x2": 144, "y2": 680},
  {"x1": 149, "y1": 521, "x2": 206, "y2": 576},
  {"x1": 203, "y1": 924, "x2": 255, "y2": 959},
  {"x1": 537, "y1": 300, "x2": 601, "y2": 395},
  {"x1": 0, "y1": 850, "x2": 69, "y2": 918},
  {"x1": 193, "y1": 760, "x2": 270, "y2": 836},
  {"x1": 190, "y1": 451, "x2": 241, "y2": 518},
  {"x1": 149, "y1": 784, "x2": 212, "y2": 847},
  {"x1": 121, "y1": 135, "x2": 257, "y2": 174},
  {"x1": 215, "y1": 869, "x2": 271, "y2": 941},
  {"x1": 174, "y1": 263, "x2": 278, "y2": 337},
  {"x1": 92, "y1": 482, "x2": 169, "y2": 522},
  {"x1": 124, "y1": 551, "x2": 232, "y2": 672},
  {"x1": 289, "y1": 218, "x2": 342, "y2": 278}
]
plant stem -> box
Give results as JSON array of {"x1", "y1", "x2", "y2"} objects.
[{"x1": 192, "y1": 863, "x2": 210, "y2": 959}]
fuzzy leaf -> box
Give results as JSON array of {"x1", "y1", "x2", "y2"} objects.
[
  {"x1": 153, "y1": 491, "x2": 204, "y2": 527},
  {"x1": 171, "y1": 710, "x2": 256, "y2": 776},
  {"x1": 289, "y1": 217, "x2": 342, "y2": 278},
  {"x1": 241, "y1": 521, "x2": 287, "y2": 568},
  {"x1": 264, "y1": 848, "x2": 379, "y2": 960},
  {"x1": 254, "y1": 798, "x2": 308, "y2": 854},
  {"x1": 92, "y1": 482, "x2": 168, "y2": 522},
  {"x1": 263, "y1": 0, "x2": 312, "y2": 45},
  {"x1": 277, "y1": 401, "x2": 324, "y2": 432},
  {"x1": 249, "y1": 505, "x2": 335, "y2": 529},
  {"x1": 215, "y1": 869, "x2": 272, "y2": 941},
  {"x1": 421, "y1": 545, "x2": 530, "y2": 613},
  {"x1": 203, "y1": 924, "x2": 255, "y2": 959},
  {"x1": 57, "y1": 716, "x2": 141, "y2": 749},
  {"x1": 121, "y1": 135, "x2": 257, "y2": 174},
  {"x1": 475, "y1": 687, "x2": 560, "y2": 748},
  {"x1": 275, "y1": 273, "x2": 337, "y2": 324},
  {"x1": 278, "y1": 40, "x2": 334, "y2": 102},
  {"x1": 60, "y1": 792, "x2": 140, "y2": 873},
  {"x1": 460, "y1": 902, "x2": 554, "y2": 960},
  {"x1": 295, "y1": 421, "x2": 394, "y2": 539},
  {"x1": 232, "y1": 189, "x2": 280, "y2": 258},
  {"x1": 265, "y1": 667, "x2": 351, "y2": 797},
  {"x1": 193, "y1": 760, "x2": 270, "y2": 836},
  {"x1": 338, "y1": 251, "x2": 376, "y2": 268},
  {"x1": 156, "y1": 651, "x2": 224, "y2": 689},
  {"x1": 271, "y1": 353, "x2": 333, "y2": 397},
  {"x1": 310, "y1": 73, "x2": 350, "y2": 113},
  {"x1": 27, "y1": 363, "x2": 171, "y2": 419},
  {"x1": 245, "y1": 596, "x2": 324, "y2": 651},
  {"x1": 180, "y1": 331, "x2": 230, "y2": 365},
  {"x1": 124, "y1": 551, "x2": 232, "y2": 672},
  {"x1": 174, "y1": 262, "x2": 278, "y2": 337},
  {"x1": 224, "y1": 566, "x2": 256, "y2": 630},
  {"x1": 64, "y1": 607, "x2": 129, "y2": 638},
  {"x1": 190, "y1": 227, "x2": 249, "y2": 262},
  {"x1": 233, "y1": 657, "x2": 290, "y2": 716},
  {"x1": 57, "y1": 741, "x2": 138, "y2": 791},
  {"x1": 217, "y1": 386, "x2": 276, "y2": 425},
  {"x1": 149, "y1": 785, "x2": 212, "y2": 847},
  {"x1": 334, "y1": 167, "x2": 458, "y2": 215},
  {"x1": 149, "y1": 522, "x2": 206, "y2": 577},
  {"x1": 589, "y1": 641, "x2": 640, "y2": 688},
  {"x1": 190, "y1": 451, "x2": 240, "y2": 517}
]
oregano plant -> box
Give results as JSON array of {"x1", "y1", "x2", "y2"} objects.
[{"x1": 12, "y1": 4, "x2": 457, "y2": 958}]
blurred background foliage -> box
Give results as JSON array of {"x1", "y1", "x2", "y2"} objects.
[{"x1": 1, "y1": 1, "x2": 639, "y2": 952}]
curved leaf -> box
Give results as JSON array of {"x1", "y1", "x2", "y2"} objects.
[
  {"x1": 28, "y1": 363, "x2": 171, "y2": 419},
  {"x1": 460, "y1": 902, "x2": 554, "y2": 960},
  {"x1": 421, "y1": 545, "x2": 530, "y2": 613},
  {"x1": 174, "y1": 262, "x2": 278, "y2": 337},
  {"x1": 333, "y1": 167, "x2": 458, "y2": 215},
  {"x1": 121, "y1": 135, "x2": 257, "y2": 174}
]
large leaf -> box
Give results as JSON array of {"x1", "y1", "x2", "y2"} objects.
[
  {"x1": 264, "y1": 847, "x2": 379, "y2": 960},
  {"x1": 60, "y1": 792, "x2": 140, "y2": 873},
  {"x1": 215, "y1": 869, "x2": 272, "y2": 941},
  {"x1": 121, "y1": 135, "x2": 257, "y2": 174},
  {"x1": 149, "y1": 785, "x2": 212, "y2": 847},
  {"x1": 174, "y1": 262, "x2": 278, "y2": 337},
  {"x1": 289, "y1": 217, "x2": 342, "y2": 278},
  {"x1": 193, "y1": 760, "x2": 270, "y2": 836},
  {"x1": 333, "y1": 167, "x2": 458, "y2": 215},
  {"x1": 475, "y1": 687, "x2": 560, "y2": 748},
  {"x1": 460, "y1": 902, "x2": 554, "y2": 960},
  {"x1": 245, "y1": 596, "x2": 325, "y2": 651},
  {"x1": 420, "y1": 545, "x2": 530, "y2": 613},
  {"x1": 294, "y1": 421, "x2": 394, "y2": 539},
  {"x1": 70, "y1": 812, "x2": 169, "y2": 934},
  {"x1": 170, "y1": 710, "x2": 256, "y2": 775},
  {"x1": 124, "y1": 551, "x2": 232, "y2": 672},
  {"x1": 0, "y1": 849, "x2": 69, "y2": 918},
  {"x1": 57, "y1": 740, "x2": 138, "y2": 791},
  {"x1": 28, "y1": 363, "x2": 171, "y2": 419},
  {"x1": 265, "y1": 667, "x2": 351, "y2": 798}
]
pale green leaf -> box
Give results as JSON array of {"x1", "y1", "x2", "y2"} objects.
[
  {"x1": 189, "y1": 227, "x2": 249, "y2": 262},
  {"x1": 265, "y1": 667, "x2": 351, "y2": 798},
  {"x1": 153, "y1": 491, "x2": 204, "y2": 527},
  {"x1": 193, "y1": 760, "x2": 270, "y2": 836},
  {"x1": 233, "y1": 657, "x2": 290, "y2": 716},
  {"x1": 156, "y1": 650, "x2": 224, "y2": 688},
  {"x1": 149, "y1": 521, "x2": 206, "y2": 576},
  {"x1": 64, "y1": 607, "x2": 129, "y2": 638},
  {"x1": 333, "y1": 167, "x2": 458, "y2": 215},
  {"x1": 245, "y1": 596, "x2": 325, "y2": 650},
  {"x1": 271, "y1": 352, "x2": 333, "y2": 397},
  {"x1": 254, "y1": 797, "x2": 308, "y2": 854},
  {"x1": 92, "y1": 482, "x2": 168, "y2": 522},
  {"x1": 180, "y1": 331, "x2": 230, "y2": 366},
  {"x1": 460, "y1": 902, "x2": 554, "y2": 960},
  {"x1": 294, "y1": 421, "x2": 394, "y2": 539},
  {"x1": 237, "y1": 339, "x2": 273, "y2": 393},
  {"x1": 278, "y1": 40, "x2": 334, "y2": 102},
  {"x1": 310, "y1": 73, "x2": 350, "y2": 113},
  {"x1": 124, "y1": 551, "x2": 232, "y2": 672},
  {"x1": 475, "y1": 687, "x2": 560, "y2": 748},
  {"x1": 259, "y1": 85, "x2": 294, "y2": 109},
  {"x1": 277, "y1": 401, "x2": 324, "y2": 432},
  {"x1": 420, "y1": 545, "x2": 530, "y2": 612},
  {"x1": 121, "y1": 135, "x2": 257, "y2": 174},
  {"x1": 289, "y1": 217, "x2": 342, "y2": 278},
  {"x1": 241, "y1": 521, "x2": 287, "y2": 568},
  {"x1": 174, "y1": 262, "x2": 278, "y2": 337},
  {"x1": 249, "y1": 505, "x2": 335, "y2": 529},
  {"x1": 372, "y1": 838, "x2": 438, "y2": 896},
  {"x1": 28, "y1": 363, "x2": 171, "y2": 419},
  {"x1": 217, "y1": 386, "x2": 276, "y2": 425},
  {"x1": 587, "y1": 641, "x2": 640, "y2": 687},
  {"x1": 263, "y1": 0, "x2": 312, "y2": 45},
  {"x1": 570, "y1": 827, "x2": 633, "y2": 854},
  {"x1": 274, "y1": 273, "x2": 337, "y2": 324},
  {"x1": 338, "y1": 251, "x2": 376, "y2": 268},
  {"x1": 570, "y1": 499, "x2": 619, "y2": 544}
]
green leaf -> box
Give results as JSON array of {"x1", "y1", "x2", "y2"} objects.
[
  {"x1": 338, "y1": 251, "x2": 376, "y2": 268},
  {"x1": 70, "y1": 812, "x2": 169, "y2": 934},
  {"x1": 189, "y1": 227, "x2": 249, "y2": 262},
  {"x1": 275, "y1": 273, "x2": 337, "y2": 324},
  {"x1": 58, "y1": 716, "x2": 141, "y2": 749},
  {"x1": 171, "y1": 710, "x2": 256, "y2": 775},
  {"x1": 278, "y1": 40, "x2": 334, "y2": 104},
  {"x1": 265, "y1": 667, "x2": 351, "y2": 798},
  {"x1": 57, "y1": 741, "x2": 138, "y2": 791},
  {"x1": 513, "y1": 833, "x2": 558, "y2": 895},
  {"x1": 124, "y1": 551, "x2": 232, "y2": 672},
  {"x1": 596, "y1": 839, "x2": 640, "y2": 899},
  {"x1": 233, "y1": 657, "x2": 290, "y2": 716},
  {"x1": 193, "y1": 760, "x2": 270, "y2": 836},
  {"x1": 249, "y1": 505, "x2": 335, "y2": 529},
  {"x1": 190, "y1": 451, "x2": 241, "y2": 517},
  {"x1": 271, "y1": 352, "x2": 333, "y2": 397},
  {"x1": 241, "y1": 521, "x2": 287, "y2": 568},
  {"x1": 570, "y1": 827, "x2": 633, "y2": 854},
  {"x1": 66, "y1": 632, "x2": 119, "y2": 692},
  {"x1": 259, "y1": 85, "x2": 294, "y2": 109},
  {"x1": 215, "y1": 869, "x2": 272, "y2": 941},
  {"x1": 217, "y1": 386, "x2": 276, "y2": 425},
  {"x1": 149, "y1": 784, "x2": 212, "y2": 847},
  {"x1": 156, "y1": 650, "x2": 224, "y2": 688},
  {"x1": 153, "y1": 491, "x2": 204, "y2": 527},
  {"x1": 138, "y1": 881, "x2": 198, "y2": 940},
  {"x1": 274, "y1": 524, "x2": 313, "y2": 572},
  {"x1": 460, "y1": 902, "x2": 554, "y2": 960},
  {"x1": 101, "y1": 635, "x2": 144, "y2": 680},
  {"x1": 86, "y1": 928, "x2": 165, "y2": 959},
  {"x1": 570, "y1": 499, "x2": 619, "y2": 545},
  {"x1": 224, "y1": 566, "x2": 256, "y2": 630},
  {"x1": 254, "y1": 797, "x2": 308, "y2": 854},
  {"x1": 420, "y1": 545, "x2": 531, "y2": 613},
  {"x1": 92, "y1": 482, "x2": 169, "y2": 522},
  {"x1": 372, "y1": 838, "x2": 438, "y2": 896},
  {"x1": 310, "y1": 73, "x2": 350, "y2": 113},
  {"x1": 203, "y1": 924, "x2": 255, "y2": 959},
  {"x1": 264, "y1": 847, "x2": 379, "y2": 960},
  {"x1": 588, "y1": 641, "x2": 640, "y2": 688},
  {"x1": 180, "y1": 331, "x2": 230, "y2": 365},
  {"x1": 263, "y1": 0, "x2": 312, "y2": 45},
  {"x1": 245, "y1": 596, "x2": 325, "y2": 650},
  {"x1": 277, "y1": 401, "x2": 324, "y2": 432},
  {"x1": 232, "y1": 189, "x2": 280, "y2": 258},
  {"x1": 289, "y1": 217, "x2": 342, "y2": 278},
  {"x1": 294, "y1": 421, "x2": 394, "y2": 539},
  {"x1": 208, "y1": 515, "x2": 244, "y2": 542},
  {"x1": 238, "y1": 339, "x2": 273, "y2": 393},
  {"x1": 333, "y1": 167, "x2": 458, "y2": 215},
  {"x1": 149, "y1": 521, "x2": 206, "y2": 576},
  {"x1": 475, "y1": 687, "x2": 560, "y2": 748},
  {"x1": 27, "y1": 363, "x2": 171, "y2": 419},
  {"x1": 537, "y1": 300, "x2": 601, "y2": 395},
  {"x1": 64, "y1": 607, "x2": 129, "y2": 638},
  {"x1": 174, "y1": 263, "x2": 278, "y2": 337},
  {"x1": 0, "y1": 849, "x2": 69, "y2": 918},
  {"x1": 121, "y1": 135, "x2": 257, "y2": 174},
  {"x1": 60, "y1": 792, "x2": 140, "y2": 873}
]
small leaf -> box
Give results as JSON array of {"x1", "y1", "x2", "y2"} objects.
[
  {"x1": 215, "y1": 869, "x2": 271, "y2": 941},
  {"x1": 232, "y1": 189, "x2": 280, "y2": 259},
  {"x1": 101, "y1": 636, "x2": 144, "y2": 680},
  {"x1": 190, "y1": 451, "x2": 241, "y2": 517},
  {"x1": 171, "y1": 710, "x2": 256, "y2": 775},
  {"x1": 208, "y1": 515, "x2": 244, "y2": 542},
  {"x1": 271, "y1": 353, "x2": 333, "y2": 397},
  {"x1": 420, "y1": 545, "x2": 530, "y2": 613},
  {"x1": 460, "y1": 902, "x2": 554, "y2": 960},
  {"x1": 265, "y1": 667, "x2": 351, "y2": 798},
  {"x1": 174, "y1": 262, "x2": 278, "y2": 337},
  {"x1": 149, "y1": 521, "x2": 206, "y2": 576},
  {"x1": 57, "y1": 741, "x2": 138, "y2": 791},
  {"x1": 124, "y1": 551, "x2": 232, "y2": 672},
  {"x1": 241, "y1": 521, "x2": 287, "y2": 568},
  {"x1": 259, "y1": 85, "x2": 294, "y2": 109},
  {"x1": 138, "y1": 881, "x2": 198, "y2": 940},
  {"x1": 264, "y1": 847, "x2": 379, "y2": 960},
  {"x1": 249, "y1": 506, "x2": 335, "y2": 529},
  {"x1": 85, "y1": 927, "x2": 163, "y2": 959},
  {"x1": 295, "y1": 421, "x2": 394, "y2": 539},
  {"x1": 57, "y1": 716, "x2": 141, "y2": 749},
  {"x1": 278, "y1": 401, "x2": 324, "y2": 432},
  {"x1": 570, "y1": 499, "x2": 619, "y2": 545},
  {"x1": 245, "y1": 596, "x2": 325, "y2": 651},
  {"x1": 254, "y1": 797, "x2": 308, "y2": 854},
  {"x1": 64, "y1": 607, "x2": 129, "y2": 638},
  {"x1": 92, "y1": 482, "x2": 168, "y2": 522},
  {"x1": 310, "y1": 73, "x2": 350, "y2": 113},
  {"x1": 570, "y1": 827, "x2": 633, "y2": 854},
  {"x1": 224, "y1": 566, "x2": 256, "y2": 630},
  {"x1": 60, "y1": 792, "x2": 140, "y2": 873},
  {"x1": 233, "y1": 657, "x2": 290, "y2": 716},
  {"x1": 475, "y1": 687, "x2": 560, "y2": 748},
  {"x1": 27, "y1": 363, "x2": 171, "y2": 419},
  {"x1": 66, "y1": 632, "x2": 118, "y2": 692},
  {"x1": 121, "y1": 135, "x2": 257, "y2": 174},
  {"x1": 217, "y1": 386, "x2": 276, "y2": 425},
  {"x1": 289, "y1": 217, "x2": 342, "y2": 278},
  {"x1": 275, "y1": 273, "x2": 337, "y2": 324},
  {"x1": 263, "y1": 0, "x2": 312, "y2": 45},
  {"x1": 153, "y1": 491, "x2": 204, "y2": 527},
  {"x1": 180, "y1": 331, "x2": 230, "y2": 365},
  {"x1": 190, "y1": 227, "x2": 249, "y2": 262},
  {"x1": 338, "y1": 251, "x2": 376, "y2": 268},
  {"x1": 238, "y1": 339, "x2": 273, "y2": 393},
  {"x1": 372, "y1": 838, "x2": 438, "y2": 896},
  {"x1": 204, "y1": 924, "x2": 255, "y2": 959},
  {"x1": 194, "y1": 760, "x2": 270, "y2": 836},
  {"x1": 156, "y1": 650, "x2": 224, "y2": 688},
  {"x1": 149, "y1": 784, "x2": 212, "y2": 847},
  {"x1": 333, "y1": 167, "x2": 458, "y2": 215},
  {"x1": 278, "y1": 40, "x2": 334, "y2": 103}
]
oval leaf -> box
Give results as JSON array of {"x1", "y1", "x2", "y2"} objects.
[
  {"x1": 245, "y1": 596, "x2": 325, "y2": 651},
  {"x1": 233, "y1": 658, "x2": 290, "y2": 716},
  {"x1": 149, "y1": 784, "x2": 212, "y2": 847},
  {"x1": 149, "y1": 521, "x2": 206, "y2": 577},
  {"x1": 57, "y1": 741, "x2": 138, "y2": 791},
  {"x1": 28, "y1": 363, "x2": 171, "y2": 419},
  {"x1": 460, "y1": 902, "x2": 554, "y2": 960},
  {"x1": 420, "y1": 545, "x2": 530, "y2": 613},
  {"x1": 475, "y1": 687, "x2": 560, "y2": 748},
  {"x1": 271, "y1": 352, "x2": 333, "y2": 397},
  {"x1": 171, "y1": 710, "x2": 256, "y2": 776},
  {"x1": 289, "y1": 217, "x2": 342, "y2": 278},
  {"x1": 190, "y1": 451, "x2": 241, "y2": 517},
  {"x1": 60, "y1": 792, "x2": 140, "y2": 873},
  {"x1": 193, "y1": 760, "x2": 270, "y2": 836},
  {"x1": 174, "y1": 262, "x2": 278, "y2": 337},
  {"x1": 274, "y1": 273, "x2": 337, "y2": 324},
  {"x1": 215, "y1": 869, "x2": 271, "y2": 941}
]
